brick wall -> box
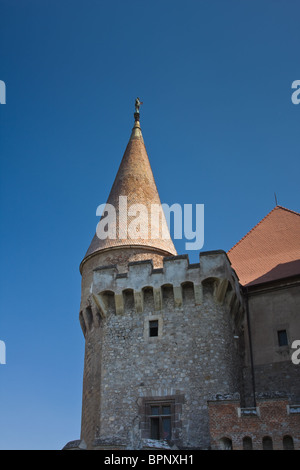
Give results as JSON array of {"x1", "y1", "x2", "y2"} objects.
[{"x1": 208, "y1": 398, "x2": 300, "y2": 450}]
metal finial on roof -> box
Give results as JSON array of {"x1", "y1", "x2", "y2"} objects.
[
  {"x1": 81, "y1": 96, "x2": 177, "y2": 271},
  {"x1": 134, "y1": 97, "x2": 143, "y2": 121}
]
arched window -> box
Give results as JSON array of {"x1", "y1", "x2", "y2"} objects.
[
  {"x1": 262, "y1": 436, "x2": 273, "y2": 450},
  {"x1": 243, "y1": 436, "x2": 253, "y2": 450},
  {"x1": 283, "y1": 435, "x2": 294, "y2": 450},
  {"x1": 220, "y1": 437, "x2": 232, "y2": 450}
]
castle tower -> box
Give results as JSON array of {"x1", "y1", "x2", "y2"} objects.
[{"x1": 68, "y1": 102, "x2": 245, "y2": 450}]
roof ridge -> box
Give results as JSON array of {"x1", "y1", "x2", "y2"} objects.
[
  {"x1": 227, "y1": 206, "x2": 294, "y2": 254},
  {"x1": 276, "y1": 205, "x2": 300, "y2": 217}
]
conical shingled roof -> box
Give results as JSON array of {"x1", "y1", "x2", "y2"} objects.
[
  {"x1": 81, "y1": 113, "x2": 177, "y2": 267},
  {"x1": 227, "y1": 205, "x2": 300, "y2": 286}
]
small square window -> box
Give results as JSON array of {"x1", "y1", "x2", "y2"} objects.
[
  {"x1": 149, "y1": 320, "x2": 158, "y2": 337},
  {"x1": 277, "y1": 329, "x2": 288, "y2": 347}
]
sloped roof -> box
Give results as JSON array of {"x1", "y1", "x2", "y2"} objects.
[
  {"x1": 81, "y1": 115, "x2": 177, "y2": 266},
  {"x1": 227, "y1": 206, "x2": 300, "y2": 286}
]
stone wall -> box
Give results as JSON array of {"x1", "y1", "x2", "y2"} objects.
[
  {"x1": 241, "y1": 279, "x2": 300, "y2": 406},
  {"x1": 79, "y1": 252, "x2": 244, "y2": 449},
  {"x1": 242, "y1": 361, "x2": 300, "y2": 409}
]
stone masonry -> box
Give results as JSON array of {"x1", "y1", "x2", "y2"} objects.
[{"x1": 78, "y1": 252, "x2": 244, "y2": 449}]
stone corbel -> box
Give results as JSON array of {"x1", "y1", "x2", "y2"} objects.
[
  {"x1": 173, "y1": 285, "x2": 183, "y2": 308},
  {"x1": 134, "y1": 291, "x2": 144, "y2": 313},
  {"x1": 92, "y1": 293, "x2": 107, "y2": 319},
  {"x1": 215, "y1": 279, "x2": 229, "y2": 304},
  {"x1": 153, "y1": 287, "x2": 162, "y2": 311}
]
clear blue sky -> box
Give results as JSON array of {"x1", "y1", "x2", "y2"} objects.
[{"x1": 0, "y1": 0, "x2": 299, "y2": 449}]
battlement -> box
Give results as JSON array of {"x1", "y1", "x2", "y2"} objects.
[
  {"x1": 92, "y1": 251, "x2": 237, "y2": 286},
  {"x1": 79, "y1": 251, "x2": 244, "y2": 337}
]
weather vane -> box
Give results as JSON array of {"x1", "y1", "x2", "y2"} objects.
[{"x1": 135, "y1": 97, "x2": 143, "y2": 114}]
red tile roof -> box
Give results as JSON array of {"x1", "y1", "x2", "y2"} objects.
[{"x1": 227, "y1": 206, "x2": 300, "y2": 286}]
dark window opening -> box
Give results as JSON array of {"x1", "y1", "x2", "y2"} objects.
[
  {"x1": 243, "y1": 436, "x2": 253, "y2": 450},
  {"x1": 283, "y1": 435, "x2": 294, "y2": 450},
  {"x1": 149, "y1": 404, "x2": 172, "y2": 440},
  {"x1": 220, "y1": 437, "x2": 233, "y2": 450},
  {"x1": 150, "y1": 417, "x2": 160, "y2": 439},
  {"x1": 278, "y1": 329, "x2": 288, "y2": 347},
  {"x1": 149, "y1": 320, "x2": 158, "y2": 337},
  {"x1": 262, "y1": 436, "x2": 273, "y2": 450}
]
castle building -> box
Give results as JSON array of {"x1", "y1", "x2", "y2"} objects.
[
  {"x1": 64, "y1": 105, "x2": 300, "y2": 450},
  {"x1": 209, "y1": 205, "x2": 300, "y2": 450}
]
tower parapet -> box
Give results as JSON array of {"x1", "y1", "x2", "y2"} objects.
[{"x1": 80, "y1": 251, "x2": 243, "y2": 337}]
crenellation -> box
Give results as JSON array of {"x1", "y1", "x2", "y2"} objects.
[
  {"x1": 78, "y1": 253, "x2": 244, "y2": 334},
  {"x1": 91, "y1": 252, "x2": 240, "y2": 296}
]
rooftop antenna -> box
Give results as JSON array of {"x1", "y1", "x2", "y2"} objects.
[{"x1": 274, "y1": 192, "x2": 278, "y2": 206}]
